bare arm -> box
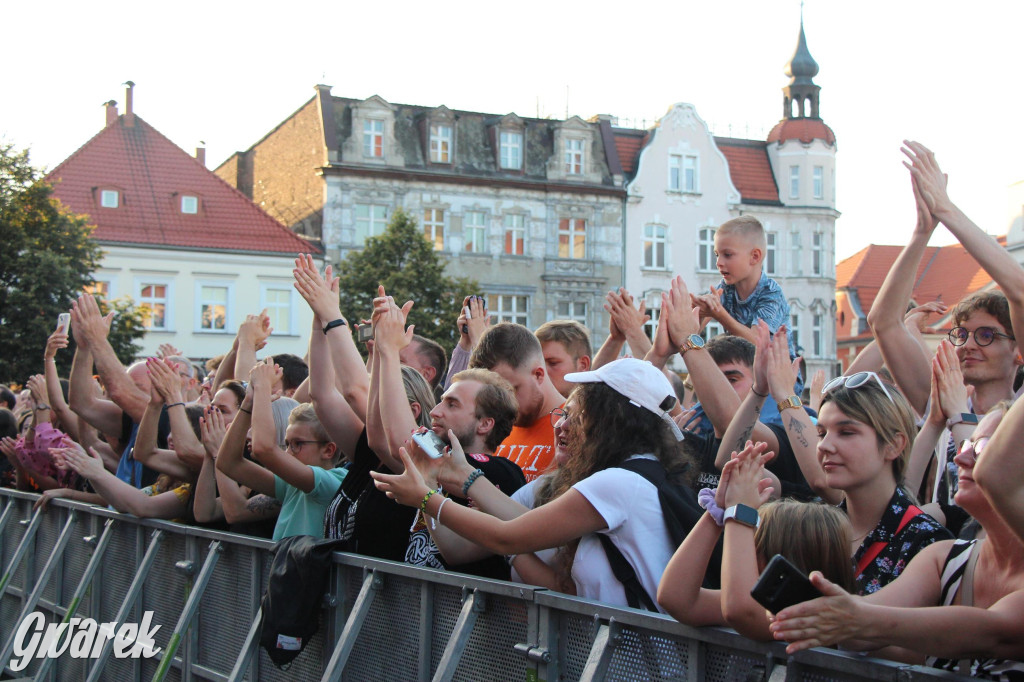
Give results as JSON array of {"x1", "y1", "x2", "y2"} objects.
[
  {"x1": 658, "y1": 512, "x2": 726, "y2": 626},
  {"x1": 67, "y1": 343, "x2": 123, "y2": 439},
  {"x1": 248, "y1": 360, "x2": 316, "y2": 493},
  {"x1": 147, "y1": 357, "x2": 205, "y2": 472},
  {"x1": 133, "y1": 401, "x2": 192, "y2": 481},
  {"x1": 234, "y1": 310, "x2": 272, "y2": 383},
  {"x1": 308, "y1": 316, "x2": 362, "y2": 459},
  {"x1": 212, "y1": 338, "x2": 238, "y2": 390},
  {"x1": 215, "y1": 391, "x2": 276, "y2": 496},
  {"x1": 603, "y1": 288, "x2": 652, "y2": 361},
  {"x1": 372, "y1": 295, "x2": 419, "y2": 473},
  {"x1": 42, "y1": 328, "x2": 81, "y2": 440}
]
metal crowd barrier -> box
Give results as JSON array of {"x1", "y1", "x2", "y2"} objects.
[{"x1": 0, "y1": 489, "x2": 970, "y2": 681}]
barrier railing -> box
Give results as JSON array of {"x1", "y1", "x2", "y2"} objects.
[{"x1": 0, "y1": 489, "x2": 970, "y2": 681}]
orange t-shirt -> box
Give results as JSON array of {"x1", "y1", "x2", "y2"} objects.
[{"x1": 493, "y1": 414, "x2": 556, "y2": 483}]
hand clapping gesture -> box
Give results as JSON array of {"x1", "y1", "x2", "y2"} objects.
[{"x1": 293, "y1": 253, "x2": 343, "y2": 324}]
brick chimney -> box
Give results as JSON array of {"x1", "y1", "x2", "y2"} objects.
[
  {"x1": 195, "y1": 144, "x2": 206, "y2": 167},
  {"x1": 104, "y1": 100, "x2": 118, "y2": 127},
  {"x1": 124, "y1": 81, "x2": 135, "y2": 127}
]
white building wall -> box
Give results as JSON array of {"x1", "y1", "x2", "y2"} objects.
[{"x1": 91, "y1": 245, "x2": 320, "y2": 360}]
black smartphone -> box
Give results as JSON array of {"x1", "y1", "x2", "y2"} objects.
[
  {"x1": 750, "y1": 554, "x2": 823, "y2": 614},
  {"x1": 357, "y1": 324, "x2": 374, "y2": 342},
  {"x1": 411, "y1": 430, "x2": 447, "y2": 459}
]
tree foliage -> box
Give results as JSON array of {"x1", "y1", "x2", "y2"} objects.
[
  {"x1": 0, "y1": 143, "x2": 146, "y2": 382},
  {"x1": 336, "y1": 208, "x2": 477, "y2": 356}
]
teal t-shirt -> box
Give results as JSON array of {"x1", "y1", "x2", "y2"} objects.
[{"x1": 272, "y1": 466, "x2": 348, "y2": 541}]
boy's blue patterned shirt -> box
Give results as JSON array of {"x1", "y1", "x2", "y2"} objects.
[{"x1": 717, "y1": 271, "x2": 796, "y2": 359}]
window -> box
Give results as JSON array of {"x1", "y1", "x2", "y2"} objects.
[
  {"x1": 557, "y1": 301, "x2": 587, "y2": 327},
  {"x1": 813, "y1": 166, "x2": 824, "y2": 199},
  {"x1": 181, "y1": 195, "x2": 198, "y2": 214},
  {"x1": 424, "y1": 208, "x2": 445, "y2": 250},
  {"x1": 697, "y1": 227, "x2": 716, "y2": 272},
  {"x1": 354, "y1": 204, "x2": 387, "y2": 244},
  {"x1": 139, "y1": 283, "x2": 169, "y2": 330},
  {"x1": 766, "y1": 231, "x2": 778, "y2": 275},
  {"x1": 705, "y1": 321, "x2": 724, "y2": 340},
  {"x1": 503, "y1": 214, "x2": 526, "y2": 255},
  {"x1": 812, "y1": 232, "x2": 823, "y2": 276},
  {"x1": 644, "y1": 303, "x2": 661, "y2": 342},
  {"x1": 363, "y1": 120, "x2": 384, "y2": 157},
  {"x1": 488, "y1": 294, "x2": 529, "y2": 326},
  {"x1": 85, "y1": 281, "x2": 110, "y2": 298},
  {"x1": 198, "y1": 284, "x2": 229, "y2": 332},
  {"x1": 812, "y1": 313, "x2": 823, "y2": 357},
  {"x1": 565, "y1": 139, "x2": 584, "y2": 175},
  {"x1": 261, "y1": 286, "x2": 294, "y2": 336},
  {"x1": 789, "y1": 166, "x2": 800, "y2": 199},
  {"x1": 643, "y1": 224, "x2": 667, "y2": 269},
  {"x1": 790, "y1": 230, "x2": 802, "y2": 275},
  {"x1": 683, "y1": 155, "x2": 698, "y2": 192},
  {"x1": 100, "y1": 190, "x2": 119, "y2": 208},
  {"x1": 430, "y1": 124, "x2": 452, "y2": 163},
  {"x1": 668, "y1": 155, "x2": 682, "y2": 191},
  {"x1": 499, "y1": 131, "x2": 522, "y2": 170},
  {"x1": 558, "y1": 218, "x2": 586, "y2": 259},
  {"x1": 464, "y1": 211, "x2": 486, "y2": 253},
  {"x1": 790, "y1": 313, "x2": 801, "y2": 354}
]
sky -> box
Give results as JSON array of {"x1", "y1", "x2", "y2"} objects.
[{"x1": 5, "y1": 1, "x2": 1023, "y2": 262}]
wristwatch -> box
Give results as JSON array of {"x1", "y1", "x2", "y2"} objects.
[
  {"x1": 947, "y1": 413, "x2": 979, "y2": 428},
  {"x1": 723, "y1": 503, "x2": 760, "y2": 529},
  {"x1": 679, "y1": 334, "x2": 705, "y2": 355},
  {"x1": 777, "y1": 395, "x2": 802, "y2": 412}
]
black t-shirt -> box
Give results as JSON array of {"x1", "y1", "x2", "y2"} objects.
[
  {"x1": 686, "y1": 424, "x2": 815, "y2": 500},
  {"x1": 324, "y1": 430, "x2": 528, "y2": 581}
]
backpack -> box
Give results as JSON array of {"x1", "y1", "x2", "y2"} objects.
[
  {"x1": 259, "y1": 535, "x2": 346, "y2": 668},
  {"x1": 598, "y1": 457, "x2": 719, "y2": 611}
]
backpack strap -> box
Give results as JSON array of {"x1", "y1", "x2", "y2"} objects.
[
  {"x1": 855, "y1": 505, "x2": 924, "y2": 578},
  {"x1": 597, "y1": 533, "x2": 659, "y2": 611}
]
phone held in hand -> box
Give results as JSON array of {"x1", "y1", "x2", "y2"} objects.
[
  {"x1": 411, "y1": 430, "x2": 447, "y2": 459},
  {"x1": 57, "y1": 313, "x2": 71, "y2": 333},
  {"x1": 750, "y1": 554, "x2": 823, "y2": 614},
  {"x1": 461, "y1": 294, "x2": 487, "y2": 334},
  {"x1": 357, "y1": 324, "x2": 374, "y2": 343}
]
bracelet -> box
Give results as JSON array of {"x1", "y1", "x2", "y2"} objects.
[
  {"x1": 166, "y1": 402, "x2": 186, "y2": 409},
  {"x1": 35, "y1": 404, "x2": 50, "y2": 411},
  {"x1": 461, "y1": 469, "x2": 484, "y2": 497},
  {"x1": 44, "y1": 358, "x2": 56, "y2": 363},
  {"x1": 431, "y1": 496, "x2": 451, "y2": 530},
  {"x1": 420, "y1": 489, "x2": 436, "y2": 514},
  {"x1": 750, "y1": 386, "x2": 768, "y2": 398},
  {"x1": 238, "y1": 406, "x2": 252, "y2": 415},
  {"x1": 697, "y1": 487, "x2": 725, "y2": 527},
  {"x1": 323, "y1": 318, "x2": 347, "y2": 334}
]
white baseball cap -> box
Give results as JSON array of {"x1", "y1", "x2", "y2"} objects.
[{"x1": 564, "y1": 358, "x2": 682, "y2": 439}]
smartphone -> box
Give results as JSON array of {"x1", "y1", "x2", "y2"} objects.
[
  {"x1": 57, "y1": 313, "x2": 71, "y2": 334},
  {"x1": 462, "y1": 295, "x2": 487, "y2": 334},
  {"x1": 750, "y1": 554, "x2": 823, "y2": 614},
  {"x1": 411, "y1": 430, "x2": 447, "y2": 459},
  {"x1": 357, "y1": 325, "x2": 374, "y2": 343}
]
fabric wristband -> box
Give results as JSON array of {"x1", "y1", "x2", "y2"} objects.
[
  {"x1": 462, "y1": 469, "x2": 484, "y2": 497},
  {"x1": 166, "y1": 402, "x2": 186, "y2": 409},
  {"x1": 698, "y1": 487, "x2": 725, "y2": 527}
]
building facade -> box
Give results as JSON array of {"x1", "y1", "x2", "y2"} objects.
[
  {"x1": 614, "y1": 21, "x2": 839, "y2": 378},
  {"x1": 47, "y1": 86, "x2": 320, "y2": 360},
  {"x1": 217, "y1": 93, "x2": 625, "y2": 335}
]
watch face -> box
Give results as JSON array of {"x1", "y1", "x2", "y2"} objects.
[
  {"x1": 688, "y1": 334, "x2": 705, "y2": 348},
  {"x1": 728, "y1": 504, "x2": 759, "y2": 528}
]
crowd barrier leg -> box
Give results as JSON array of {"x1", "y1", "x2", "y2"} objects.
[
  {"x1": 32, "y1": 518, "x2": 115, "y2": 681},
  {"x1": 0, "y1": 507, "x2": 41, "y2": 601},
  {"x1": 319, "y1": 568, "x2": 381, "y2": 682},
  {"x1": 431, "y1": 588, "x2": 484, "y2": 682},
  {"x1": 227, "y1": 606, "x2": 263, "y2": 682},
  {"x1": 0, "y1": 500, "x2": 16, "y2": 557},
  {"x1": 0, "y1": 509, "x2": 77, "y2": 671},
  {"x1": 150, "y1": 539, "x2": 223, "y2": 682},
  {"x1": 579, "y1": 618, "x2": 620, "y2": 682},
  {"x1": 84, "y1": 528, "x2": 165, "y2": 682}
]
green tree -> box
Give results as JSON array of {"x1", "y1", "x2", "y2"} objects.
[
  {"x1": 0, "y1": 143, "x2": 146, "y2": 382},
  {"x1": 336, "y1": 208, "x2": 477, "y2": 355}
]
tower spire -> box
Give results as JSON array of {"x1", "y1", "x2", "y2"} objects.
[{"x1": 782, "y1": 13, "x2": 820, "y2": 119}]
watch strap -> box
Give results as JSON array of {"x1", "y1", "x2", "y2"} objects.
[{"x1": 322, "y1": 318, "x2": 347, "y2": 334}]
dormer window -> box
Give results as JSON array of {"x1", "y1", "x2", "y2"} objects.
[
  {"x1": 499, "y1": 131, "x2": 522, "y2": 170},
  {"x1": 429, "y1": 124, "x2": 452, "y2": 163},
  {"x1": 181, "y1": 195, "x2": 199, "y2": 214},
  {"x1": 364, "y1": 120, "x2": 384, "y2": 158},
  {"x1": 100, "y1": 189, "x2": 119, "y2": 208},
  {"x1": 565, "y1": 139, "x2": 584, "y2": 175}
]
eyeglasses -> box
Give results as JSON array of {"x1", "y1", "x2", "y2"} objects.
[
  {"x1": 958, "y1": 437, "x2": 990, "y2": 459},
  {"x1": 948, "y1": 326, "x2": 1015, "y2": 347},
  {"x1": 284, "y1": 439, "x2": 327, "y2": 453},
  {"x1": 822, "y1": 371, "x2": 896, "y2": 404},
  {"x1": 550, "y1": 407, "x2": 570, "y2": 428}
]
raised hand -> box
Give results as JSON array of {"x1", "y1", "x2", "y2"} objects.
[
  {"x1": 722, "y1": 441, "x2": 775, "y2": 510},
  {"x1": 249, "y1": 358, "x2": 282, "y2": 395},
  {"x1": 374, "y1": 294, "x2": 415, "y2": 352},
  {"x1": 901, "y1": 141, "x2": 951, "y2": 219},
  {"x1": 26, "y1": 374, "x2": 49, "y2": 406},
  {"x1": 44, "y1": 327, "x2": 69, "y2": 360},
  {"x1": 146, "y1": 357, "x2": 184, "y2": 404},
  {"x1": 200, "y1": 406, "x2": 228, "y2": 458},
  {"x1": 662, "y1": 275, "x2": 702, "y2": 348},
  {"x1": 932, "y1": 339, "x2": 969, "y2": 422},
  {"x1": 904, "y1": 300, "x2": 947, "y2": 334},
  {"x1": 604, "y1": 288, "x2": 650, "y2": 341},
  {"x1": 293, "y1": 254, "x2": 343, "y2": 323},
  {"x1": 158, "y1": 343, "x2": 183, "y2": 359},
  {"x1": 70, "y1": 293, "x2": 114, "y2": 348},
  {"x1": 238, "y1": 310, "x2": 272, "y2": 351},
  {"x1": 751, "y1": 319, "x2": 772, "y2": 397},
  {"x1": 766, "y1": 325, "x2": 801, "y2": 400}
]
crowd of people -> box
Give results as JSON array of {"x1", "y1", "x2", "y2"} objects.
[{"x1": 2, "y1": 140, "x2": 1024, "y2": 676}]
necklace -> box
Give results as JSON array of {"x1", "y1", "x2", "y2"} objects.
[{"x1": 851, "y1": 527, "x2": 872, "y2": 545}]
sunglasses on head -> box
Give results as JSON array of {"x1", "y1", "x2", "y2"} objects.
[{"x1": 822, "y1": 371, "x2": 895, "y2": 405}]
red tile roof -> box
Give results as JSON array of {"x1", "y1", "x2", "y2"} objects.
[
  {"x1": 47, "y1": 115, "x2": 317, "y2": 255},
  {"x1": 766, "y1": 118, "x2": 836, "y2": 146},
  {"x1": 612, "y1": 129, "x2": 647, "y2": 177},
  {"x1": 836, "y1": 241, "x2": 999, "y2": 323},
  {"x1": 714, "y1": 138, "x2": 781, "y2": 204}
]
